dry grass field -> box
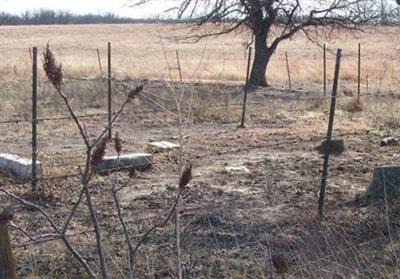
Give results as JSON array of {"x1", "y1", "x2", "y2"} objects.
[
  {"x1": 1, "y1": 24, "x2": 399, "y2": 119},
  {"x1": 0, "y1": 24, "x2": 399, "y2": 84},
  {"x1": 0, "y1": 24, "x2": 400, "y2": 278}
]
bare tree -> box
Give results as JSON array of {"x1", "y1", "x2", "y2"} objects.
[{"x1": 132, "y1": 0, "x2": 395, "y2": 87}]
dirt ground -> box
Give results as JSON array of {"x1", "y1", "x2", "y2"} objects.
[{"x1": 1, "y1": 79, "x2": 400, "y2": 278}]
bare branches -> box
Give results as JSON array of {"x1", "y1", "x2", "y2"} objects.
[
  {"x1": 91, "y1": 85, "x2": 143, "y2": 148},
  {"x1": 133, "y1": 0, "x2": 390, "y2": 43},
  {"x1": 0, "y1": 189, "x2": 97, "y2": 278},
  {"x1": 132, "y1": 0, "x2": 391, "y2": 86},
  {"x1": 131, "y1": 189, "x2": 185, "y2": 256},
  {"x1": 84, "y1": 186, "x2": 109, "y2": 279},
  {"x1": 111, "y1": 176, "x2": 136, "y2": 279},
  {"x1": 1, "y1": 45, "x2": 146, "y2": 279},
  {"x1": 43, "y1": 45, "x2": 90, "y2": 148}
]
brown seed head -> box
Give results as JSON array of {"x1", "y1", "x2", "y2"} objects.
[
  {"x1": 43, "y1": 44, "x2": 63, "y2": 90},
  {"x1": 271, "y1": 254, "x2": 288, "y2": 274},
  {"x1": 179, "y1": 162, "x2": 192, "y2": 191},
  {"x1": 114, "y1": 132, "x2": 122, "y2": 155},
  {"x1": 128, "y1": 167, "x2": 136, "y2": 178},
  {"x1": 91, "y1": 137, "x2": 108, "y2": 167},
  {"x1": 0, "y1": 207, "x2": 13, "y2": 224},
  {"x1": 128, "y1": 85, "x2": 143, "y2": 100}
]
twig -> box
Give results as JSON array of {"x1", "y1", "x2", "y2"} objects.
[
  {"x1": 62, "y1": 185, "x2": 87, "y2": 235},
  {"x1": 1, "y1": 189, "x2": 97, "y2": 278},
  {"x1": 265, "y1": 234, "x2": 274, "y2": 279},
  {"x1": 111, "y1": 170, "x2": 136, "y2": 279},
  {"x1": 131, "y1": 190, "x2": 183, "y2": 256},
  {"x1": 41, "y1": 45, "x2": 145, "y2": 279}
]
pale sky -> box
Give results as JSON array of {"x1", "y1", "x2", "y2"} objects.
[{"x1": 0, "y1": 0, "x2": 175, "y2": 18}]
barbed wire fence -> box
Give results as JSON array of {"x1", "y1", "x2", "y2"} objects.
[
  {"x1": 1, "y1": 42, "x2": 398, "y2": 193},
  {"x1": 1, "y1": 39, "x2": 399, "y2": 277},
  {"x1": 0, "y1": 40, "x2": 399, "y2": 202}
]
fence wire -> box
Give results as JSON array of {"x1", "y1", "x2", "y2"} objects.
[{"x1": 0, "y1": 90, "x2": 398, "y2": 125}]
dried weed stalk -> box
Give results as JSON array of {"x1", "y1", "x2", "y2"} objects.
[
  {"x1": 43, "y1": 44, "x2": 63, "y2": 90},
  {"x1": 1, "y1": 44, "x2": 197, "y2": 279},
  {"x1": 1, "y1": 45, "x2": 145, "y2": 279},
  {"x1": 91, "y1": 137, "x2": 109, "y2": 167}
]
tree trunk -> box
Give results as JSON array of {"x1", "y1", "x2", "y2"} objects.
[
  {"x1": 0, "y1": 208, "x2": 16, "y2": 279},
  {"x1": 249, "y1": 32, "x2": 274, "y2": 87}
]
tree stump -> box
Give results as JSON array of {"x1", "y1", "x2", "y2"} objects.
[
  {"x1": 367, "y1": 166, "x2": 400, "y2": 200},
  {"x1": 0, "y1": 208, "x2": 16, "y2": 279}
]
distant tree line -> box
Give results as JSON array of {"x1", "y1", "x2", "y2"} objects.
[
  {"x1": 1, "y1": 7, "x2": 398, "y2": 26},
  {"x1": 0, "y1": 9, "x2": 185, "y2": 25}
]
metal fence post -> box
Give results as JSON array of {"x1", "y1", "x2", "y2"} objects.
[
  {"x1": 285, "y1": 51, "x2": 292, "y2": 89},
  {"x1": 323, "y1": 44, "x2": 327, "y2": 97},
  {"x1": 31, "y1": 47, "x2": 38, "y2": 193},
  {"x1": 176, "y1": 50, "x2": 183, "y2": 82},
  {"x1": 108, "y1": 42, "x2": 112, "y2": 139},
  {"x1": 239, "y1": 47, "x2": 252, "y2": 128},
  {"x1": 357, "y1": 43, "x2": 361, "y2": 101},
  {"x1": 29, "y1": 48, "x2": 32, "y2": 64},
  {"x1": 97, "y1": 48, "x2": 103, "y2": 75},
  {"x1": 318, "y1": 49, "x2": 342, "y2": 219}
]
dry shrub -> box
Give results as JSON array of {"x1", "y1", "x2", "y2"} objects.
[
  {"x1": 306, "y1": 97, "x2": 327, "y2": 112},
  {"x1": 381, "y1": 113, "x2": 400, "y2": 129},
  {"x1": 342, "y1": 98, "x2": 364, "y2": 113},
  {"x1": 248, "y1": 110, "x2": 276, "y2": 124},
  {"x1": 192, "y1": 105, "x2": 240, "y2": 124}
]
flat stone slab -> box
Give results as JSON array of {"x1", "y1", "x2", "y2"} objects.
[
  {"x1": 95, "y1": 153, "x2": 152, "y2": 173},
  {"x1": 225, "y1": 166, "x2": 251, "y2": 174},
  {"x1": 0, "y1": 153, "x2": 42, "y2": 183},
  {"x1": 148, "y1": 141, "x2": 180, "y2": 150}
]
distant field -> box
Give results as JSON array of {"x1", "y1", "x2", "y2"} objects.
[
  {"x1": 0, "y1": 24, "x2": 399, "y2": 120},
  {"x1": 0, "y1": 24, "x2": 399, "y2": 87}
]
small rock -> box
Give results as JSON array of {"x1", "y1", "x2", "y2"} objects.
[{"x1": 380, "y1": 137, "x2": 398, "y2": 147}]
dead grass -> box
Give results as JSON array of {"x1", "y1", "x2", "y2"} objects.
[
  {"x1": 0, "y1": 24, "x2": 399, "y2": 87},
  {"x1": 341, "y1": 97, "x2": 365, "y2": 113},
  {"x1": 1, "y1": 24, "x2": 399, "y2": 122}
]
